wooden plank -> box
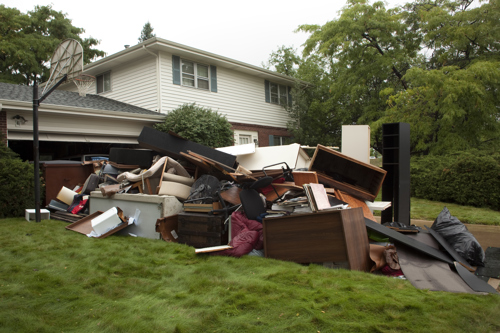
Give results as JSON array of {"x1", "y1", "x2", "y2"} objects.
[
  {"x1": 340, "y1": 208, "x2": 372, "y2": 272},
  {"x1": 365, "y1": 218, "x2": 454, "y2": 264},
  {"x1": 337, "y1": 190, "x2": 376, "y2": 222},
  {"x1": 292, "y1": 171, "x2": 318, "y2": 186}
]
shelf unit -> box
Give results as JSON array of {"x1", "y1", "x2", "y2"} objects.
[{"x1": 381, "y1": 123, "x2": 411, "y2": 225}]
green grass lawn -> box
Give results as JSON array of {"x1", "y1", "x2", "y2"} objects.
[
  {"x1": 1, "y1": 217, "x2": 499, "y2": 333},
  {"x1": 410, "y1": 198, "x2": 500, "y2": 226}
]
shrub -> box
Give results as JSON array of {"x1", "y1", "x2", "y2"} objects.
[
  {"x1": 411, "y1": 150, "x2": 500, "y2": 210},
  {"x1": 0, "y1": 140, "x2": 44, "y2": 218},
  {"x1": 154, "y1": 103, "x2": 234, "y2": 148}
]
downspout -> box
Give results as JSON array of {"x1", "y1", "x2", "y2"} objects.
[{"x1": 143, "y1": 45, "x2": 162, "y2": 113}]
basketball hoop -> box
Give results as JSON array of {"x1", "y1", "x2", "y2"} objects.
[
  {"x1": 42, "y1": 39, "x2": 84, "y2": 96},
  {"x1": 73, "y1": 74, "x2": 95, "y2": 97}
]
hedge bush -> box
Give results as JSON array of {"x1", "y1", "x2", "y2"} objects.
[
  {"x1": 154, "y1": 103, "x2": 234, "y2": 148},
  {"x1": 410, "y1": 150, "x2": 500, "y2": 210},
  {"x1": 0, "y1": 143, "x2": 44, "y2": 218}
]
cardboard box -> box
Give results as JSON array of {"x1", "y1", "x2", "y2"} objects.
[{"x1": 65, "y1": 209, "x2": 129, "y2": 238}]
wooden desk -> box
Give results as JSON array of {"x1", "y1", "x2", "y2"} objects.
[{"x1": 263, "y1": 207, "x2": 371, "y2": 272}]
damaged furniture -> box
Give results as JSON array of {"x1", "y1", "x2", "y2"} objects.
[
  {"x1": 177, "y1": 212, "x2": 229, "y2": 248},
  {"x1": 89, "y1": 192, "x2": 183, "y2": 239},
  {"x1": 309, "y1": 144, "x2": 386, "y2": 202},
  {"x1": 117, "y1": 156, "x2": 193, "y2": 198},
  {"x1": 263, "y1": 207, "x2": 372, "y2": 272}
]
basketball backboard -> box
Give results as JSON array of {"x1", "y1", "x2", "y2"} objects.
[{"x1": 42, "y1": 39, "x2": 84, "y2": 95}]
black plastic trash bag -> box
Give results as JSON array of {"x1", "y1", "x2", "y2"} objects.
[{"x1": 431, "y1": 207, "x2": 485, "y2": 266}]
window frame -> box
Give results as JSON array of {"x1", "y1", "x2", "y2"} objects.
[
  {"x1": 265, "y1": 80, "x2": 291, "y2": 106},
  {"x1": 181, "y1": 59, "x2": 210, "y2": 91},
  {"x1": 96, "y1": 72, "x2": 111, "y2": 94}
]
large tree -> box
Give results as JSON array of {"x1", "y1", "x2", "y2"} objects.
[
  {"x1": 0, "y1": 5, "x2": 105, "y2": 85},
  {"x1": 266, "y1": 46, "x2": 343, "y2": 147},
  {"x1": 295, "y1": 0, "x2": 500, "y2": 155},
  {"x1": 138, "y1": 21, "x2": 156, "y2": 42}
]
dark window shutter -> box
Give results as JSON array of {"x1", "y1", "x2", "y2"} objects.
[
  {"x1": 288, "y1": 86, "x2": 292, "y2": 107},
  {"x1": 210, "y1": 65, "x2": 217, "y2": 92},
  {"x1": 269, "y1": 135, "x2": 274, "y2": 146},
  {"x1": 265, "y1": 80, "x2": 270, "y2": 103},
  {"x1": 172, "y1": 55, "x2": 180, "y2": 85}
]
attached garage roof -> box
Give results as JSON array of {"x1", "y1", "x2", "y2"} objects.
[{"x1": 0, "y1": 82, "x2": 162, "y2": 117}]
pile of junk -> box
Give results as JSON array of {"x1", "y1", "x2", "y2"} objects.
[{"x1": 40, "y1": 127, "x2": 498, "y2": 295}]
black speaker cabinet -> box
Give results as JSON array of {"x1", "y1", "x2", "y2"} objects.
[{"x1": 381, "y1": 123, "x2": 410, "y2": 225}]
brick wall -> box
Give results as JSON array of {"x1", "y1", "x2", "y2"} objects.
[
  {"x1": 231, "y1": 122, "x2": 290, "y2": 147},
  {"x1": 0, "y1": 110, "x2": 6, "y2": 145}
]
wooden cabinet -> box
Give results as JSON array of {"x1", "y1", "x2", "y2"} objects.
[
  {"x1": 42, "y1": 161, "x2": 93, "y2": 206},
  {"x1": 263, "y1": 208, "x2": 371, "y2": 272},
  {"x1": 309, "y1": 145, "x2": 386, "y2": 202},
  {"x1": 177, "y1": 212, "x2": 229, "y2": 248}
]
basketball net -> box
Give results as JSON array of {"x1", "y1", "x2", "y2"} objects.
[{"x1": 73, "y1": 74, "x2": 95, "y2": 97}]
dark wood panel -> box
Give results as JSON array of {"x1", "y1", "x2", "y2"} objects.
[
  {"x1": 177, "y1": 212, "x2": 228, "y2": 248},
  {"x1": 263, "y1": 208, "x2": 370, "y2": 271},
  {"x1": 309, "y1": 145, "x2": 386, "y2": 202}
]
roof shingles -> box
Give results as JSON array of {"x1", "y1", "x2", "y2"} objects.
[{"x1": 0, "y1": 82, "x2": 162, "y2": 116}]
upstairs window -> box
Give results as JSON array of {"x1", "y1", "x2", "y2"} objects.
[
  {"x1": 265, "y1": 80, "x2": 291, "y2": 106},
  {"x1": 96, "y1": 72, "x2": 111, "y2": 94},
  {"x1": 172, "y1": 55, "x2": 217, "y2": 92},
  {"x1": 181, "y1": 60, "x2": 209, "y2": 90}
]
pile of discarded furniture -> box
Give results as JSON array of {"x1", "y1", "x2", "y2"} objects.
[{"x1": 45, "y1": 127, "x2": 498, "y2": 295}]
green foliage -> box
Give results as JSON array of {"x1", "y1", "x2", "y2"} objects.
[
  {"x1": 138, "y1": 21, "x2": 156, "y2": 42},
  {"x1": 154, "y1": 103, "x2": 234, "y2": 148},
  {"x1": 282, "y1": 0, "x2": 500, "y2": 155},
  {"x1": 0, "y1": 159, "x2": 36, "y2": 218},
  {"x1": 411, "y1": 150, "x2": 500, "y2": 210},
  {"x1": 266, "y1": 47, "x2": 343, "y2": 146},
  {"x1": 0, "y1": 137, "x2": 19, "y2": 160},
  {"x1": 0, "y1": 4, "x2": 105, "y2": 85},
  {"x1": 0, "y1": 137, "x2": 43, "y2": 218},
  {"x1": 1, "y1": 218, "x2": 499, "y2": 332}
]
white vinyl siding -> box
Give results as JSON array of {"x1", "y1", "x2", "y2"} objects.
[
  {"x1": 160, "y1": 51, "x2": 290, "y2": 128},
  {"x1": 6, "y1": 110, "x2": 157, "y2": 143}
]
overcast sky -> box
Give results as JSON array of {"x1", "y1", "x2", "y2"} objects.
[{"x1": 5, "y1": 0, "x2": 407, "y2": 67}]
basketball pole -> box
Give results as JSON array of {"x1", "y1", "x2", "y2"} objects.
[{"x1": 32, "y1": 74, "x2": 67, "y2": 223}]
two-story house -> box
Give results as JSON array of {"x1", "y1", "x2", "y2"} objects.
[
  {"x1": 60, "y1": 37, "x2": 307, "y2": 147},
  {"x1": 1, "y1": 37, "x2": 306, "y2": 160}
]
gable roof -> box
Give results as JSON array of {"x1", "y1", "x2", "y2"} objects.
[
  {"x1": 83, "y1": 37, "x2": 310, "y2": 87},
  {"x1": 0, "y1": 82, "x2": 164, "y2": 118}
]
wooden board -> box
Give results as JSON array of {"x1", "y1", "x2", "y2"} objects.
[
  {"x1": 365, "y1": 218, "x2": 454, "y2": 264},
  {"x1": 263, "y1": 208, "x2": 371, "y2": 272},
  {"x1": 336, "y1": 190, "x2": 376, "y2": 222},
  {"x1": 292, "y1": 171, "x2": 318, "y2": 186}
]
